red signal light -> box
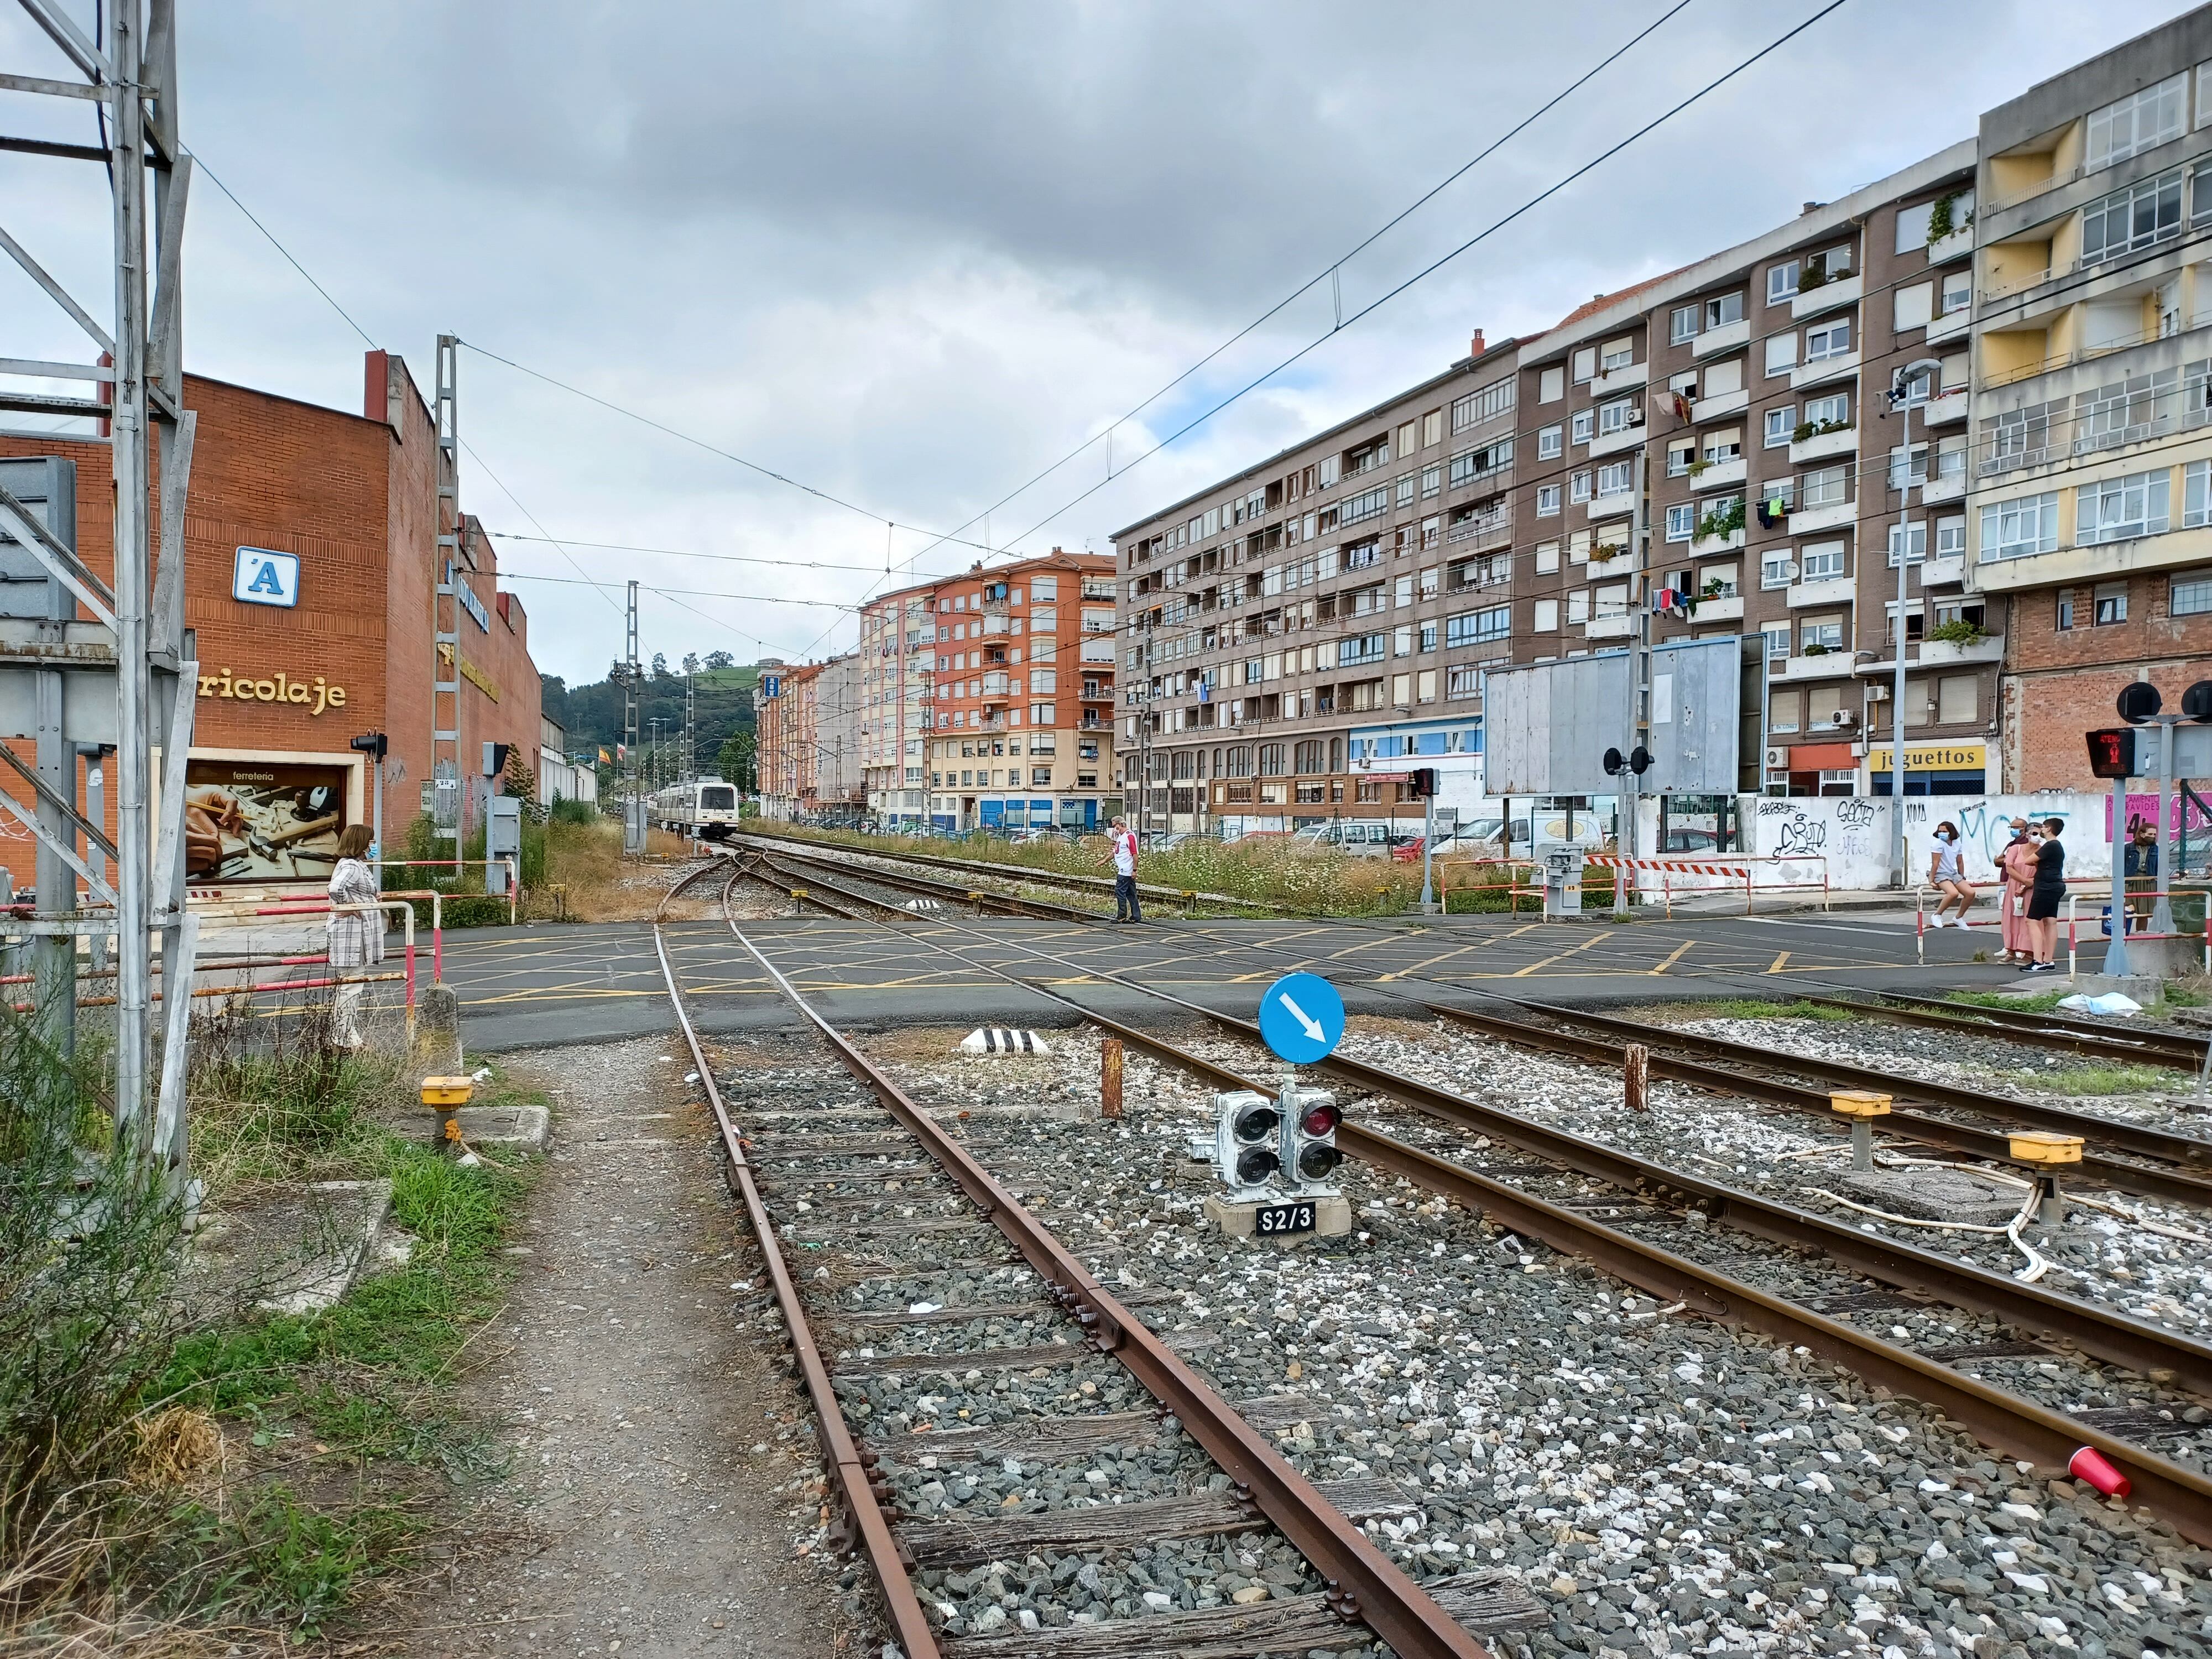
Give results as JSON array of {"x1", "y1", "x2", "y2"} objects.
[
  {"x1": 2086, "y1": 728, "x2": 2136, "y2": 780},
  {"x1": 1300, "y1": 1103, "x2": 1340, "y2": 1136}
]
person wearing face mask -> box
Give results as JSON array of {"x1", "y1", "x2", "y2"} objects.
[
  {"x1": 2023, "y1": 816, "x2": 2066, "y2": 973},
  {"x1": 1997, "y1": 817, "x2": 2037, "y2": 964},
  {"x1": 1927, "y1": 820, "x2": 1974, "y2": 928}
]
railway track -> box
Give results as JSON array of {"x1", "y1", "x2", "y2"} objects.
[
  {"x1": 1746, "y1": 976, "x2": 2212, "y2": 1072},
  {"x1": 733, "y1": 842, "x2": 2212, "y2": 1209},
  {"x1": 654, "y1": 857, "x2": 1537, "y2": 1657},
  {"x1": 696, "y1": 851, "x2": 2212, "y2": 1551}
]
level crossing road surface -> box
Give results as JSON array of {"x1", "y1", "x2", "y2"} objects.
[{"x1": 437, "y1": 909, "x2": 2053, "y2": 1053}]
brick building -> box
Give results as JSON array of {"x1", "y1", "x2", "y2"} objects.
[
  {"x1": 923, "y1": 549, "x2": 1118, "y2": 832},
  {"x1": 856, "y1": 578, "x2": 938, "y2": 823},
  {"x1": 1965, "y1": 7, "x2": 2212, "y2": 790},
  {"x1": 0, "y1": 351, "x2": 543, "y2": 884}
]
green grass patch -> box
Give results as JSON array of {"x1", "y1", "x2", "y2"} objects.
[
  {"x1": 1947, "y1": 989, "x2": 2073, "y2": 1013},
  {"x1": 2031, "y1": 1064, "x2": 2169, "y2": 1096}
]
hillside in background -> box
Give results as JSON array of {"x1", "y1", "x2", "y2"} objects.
[{"x1": 542, "y1": 654, "x2": 764, "y2": 780}]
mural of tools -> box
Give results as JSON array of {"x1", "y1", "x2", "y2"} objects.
[{"x1": 183, "y1": 761, "x2": 351, "y2": 883}]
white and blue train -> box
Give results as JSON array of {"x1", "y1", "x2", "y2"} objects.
[{"x1": 652, "y1": 778, "x2": 742, "y2": 840}]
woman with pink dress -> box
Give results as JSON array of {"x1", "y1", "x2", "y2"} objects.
[{"x1": 1998, "y1": 818, "x2": 2037, "y2": 965}]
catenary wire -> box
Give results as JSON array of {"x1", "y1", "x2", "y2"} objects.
[
  {"x1": 847, "y1": 0, "x2": 1701, "y2": 592},
  {"x1": 990, "y1": 0, "x2": 1858, "y2": 559}
]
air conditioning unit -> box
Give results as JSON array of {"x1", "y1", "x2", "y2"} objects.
[
  {"x1": 1765, "y1": 747, "x2": 1788, "y2": 768},
  {"x1": 1831, "y1": 709, "x2": 1858, "y2": 728},
  {"x1": 1866, "y1": 684, "x2": 1890, "y2": 700}
]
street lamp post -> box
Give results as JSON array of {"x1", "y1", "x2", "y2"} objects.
[{"x1": 1884, "y1": 358, "x2": 1943, "y2": 889}]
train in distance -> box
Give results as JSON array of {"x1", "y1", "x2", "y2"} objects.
[{"x1": 651, "y1": 778, "x2": 743, "y2": 839}]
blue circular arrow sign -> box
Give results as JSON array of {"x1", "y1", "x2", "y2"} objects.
[{"x1": 1258, "y1": 971, "x2": 1346, "y2": 1065}]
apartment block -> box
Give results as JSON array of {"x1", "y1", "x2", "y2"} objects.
[
  {"x1": 856, "y1": 577, "x2": 939, "y2": 821},
  {"x1": 923, "y1": 549, "x2": 1120, "y2": 832},
  {"x1": 1514, "y1": 142, "x2": 1987, "y2": 800},
  {"x1": 1109, "y1": 333, "x2": 1521, "y2": 833},
  {"x1": 1965, "y1": 6, "x2": 2212, "y2": 790}
]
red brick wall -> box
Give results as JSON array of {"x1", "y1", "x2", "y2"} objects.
[
  {"x1": 373, "y1": 351, "x2": 439, "y2": 820},
  {"x1": 2001, "y1": 578, "x2": 2212, "y2": 790}
]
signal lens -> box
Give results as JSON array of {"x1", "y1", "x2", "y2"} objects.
[
  {"x1": 1300, "y1": 1103, "x2": 1341, "y2": 1136},
  {"x1": 1234, "y1": 1105, "x2": 1280, "y2": 1142},
  {"x1": 1297, "y1": 1144, "x2": 1344, "y2": 1180},
  {"x1": 1236, "y1": 1147, "x2": 1281, "y2": 1185}
]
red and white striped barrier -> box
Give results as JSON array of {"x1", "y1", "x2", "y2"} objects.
[{"x1": 1583, "y1": 853, "x2": 1830, "y2": 917}]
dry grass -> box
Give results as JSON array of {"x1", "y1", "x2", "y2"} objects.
[
  {"x1": 541, "y1": 821, "x2": 701, "y2": 922},
  {"x1": 865, "y1": 1026, "x2": 975, "y2": 1065},
  {"x1": 129, "y1": 1411, "x2": 224, "y2": 1491}
]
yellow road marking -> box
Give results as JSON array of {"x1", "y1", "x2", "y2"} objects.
[
  {"x1": 1768, "y1": 950, "x2": 1790, "y2": 974},
  {"x1": 1510, "y1": 932, "x2": 1613, "y2": 977},
  {"x1": 1650, "y1": 940, "x2": 1695, "y2": 976}
]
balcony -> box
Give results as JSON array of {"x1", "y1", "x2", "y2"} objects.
[
  {"x1": 1593, "y1": 358, "x2": 1648, "y2": 394},
  {"x1": 1689, "y1": 455, "x2": 1746, "y2": 493},
  {"x1": 1925, "y1": 306, "x2": 1971, "y2": 347},
  {"x1": 1775, "y1": 651, "x2": 1857, "y2": 681},
  {"x1": 1790, "y1": 497, "x2": 1855, "y2": 535},
  {"x1": 1584, "y1": 614, "x2": 1634, "y2": 640},
  {"x1": 1790, "y1": 350, "x2": 1860, "y2": 392},
  {"x1": 1587, "y1": 493, "x2": 1636, "y2": 520},
  {"x1": 1919, "y1": 471, "x2": 1966, "y2": 506},
  {"x1": 1921, "y1": 387, "x2": 1968, "y2": 428},
  {"x1": 1926, "y1": 227, "x2": 1974, "y2": 265},
  {"x1": 1787, "y1": 574, "x2": 1856, "y2": 609},
  {"x1": 1693, "y1": 317, "x2": 1750, "y2": 360},
  {"x1": 1921, "y1": 553, "x2": 1966, "y2": 587},
  {"x1": 1691, "y1": 525, "x2": 1746, "y2": 553},
  {"x1": 1790, "y1": 272, "x2": 1862, "y2": 321},
  {"x1": 1917, "y1": 630, "x2": 2004, "y2": 666},
  {"x1": 1692, "y1": 593, "x2": 1745, "y2": 623},
  {"x1": 1588, "y1": 420, "x2": 1647, "y2": 458},
  {"x1": 1588, "y1": 546, "x2": 1637, "y2": 578},
  {"x1": 1788, "y1": 425, "x2": 1856, "y2": 465},
  {"x1": 1692, "y1": 386, "x2": 1750, "y2": 421}
]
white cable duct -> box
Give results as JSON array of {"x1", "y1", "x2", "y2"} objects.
[{"x1": 1801, "y1": 1185, "x2": 2049, "y2": 1284}]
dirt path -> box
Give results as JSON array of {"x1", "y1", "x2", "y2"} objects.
[{"x1": 386, "y1": 1037, "x2": 852, "y2": 1658}]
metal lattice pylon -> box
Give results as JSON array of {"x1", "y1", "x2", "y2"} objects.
[
  {"x1": 0, "y1": 0, "x2": 199, "y2": 1182},
  {"x1": 431, "y1": 335, "x2": 463, "y2": 845}
]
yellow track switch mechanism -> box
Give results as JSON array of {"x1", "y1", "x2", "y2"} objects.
[{"x1": 421, "y1": 1076, "x2": 474, "y2": 1143}]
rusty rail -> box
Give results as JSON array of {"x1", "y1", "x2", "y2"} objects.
[
  {"x1": 739, "y1": 878, "x2": 2212, "y2": 1545},
  {"x1": 651, "y1": 863, "x2": 942, "y2": 1659},
  {"x1": 709, "y1": 864, "x2": 1494, "y2": 1659}
]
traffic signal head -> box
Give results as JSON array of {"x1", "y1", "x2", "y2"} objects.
[
  {"x1": 1629, "y1": 745, "x2": 1652, "y2": 775},
  {"x1": 350, "y1": 731, "x2": 389, "y2": 760},
  {"x1": 1408, "y1": 767, "x2": 1438, "y2": 799},
  {"x1": 2116, "y1": 682, "x2": 2163, "y2": 723},
  {"x1": 1279, "y1": 1084, "x2": 1344, "y2": 1192},
  {"x1": 1213, "y1": 1092, "x2": 1282, "y2": 1194},
  {"x1": 1602, "y1": 747, "x2": 1625, "y2": 776},
  {"x1": 2086, "y1": 728, "x2": 2136, "y2": 780},
  {"x1": 2184, "y1": 680, "x2": 2212, "y2": 722}
]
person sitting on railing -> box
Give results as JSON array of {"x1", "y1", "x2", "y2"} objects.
[
  {"x1": 1927, "y1": 821, "x2": 1975, "y2": 929},
  {"x1": 326, "y1": 823, "x2": 384, "y2": 1048}
]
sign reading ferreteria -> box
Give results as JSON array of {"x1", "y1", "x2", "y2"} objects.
[
  {"x1": 1865, "y1": 742, "x2": 1986, "y2": 773},
  {"x1": 197, "y1": 667, "x2": 348, "y2": 717}
]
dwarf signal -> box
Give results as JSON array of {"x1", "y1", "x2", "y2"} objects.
[{"x1": 1212, "y1": 1084, "x2": 1342, "y2": 1201}]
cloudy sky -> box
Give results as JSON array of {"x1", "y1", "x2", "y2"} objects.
[{"x1": 1, "y1": 0, "x2": 2197, "y2": 684}]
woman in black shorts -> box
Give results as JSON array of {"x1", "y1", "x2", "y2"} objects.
[{"x1": 2023, "y1": 817, "x2": 2065, "y2": 973}]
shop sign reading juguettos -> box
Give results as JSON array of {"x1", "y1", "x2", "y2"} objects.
[{"x1": 197, "y1": 667, "x2": 348, "y2": 716}]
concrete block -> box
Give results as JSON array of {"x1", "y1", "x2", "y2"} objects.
[
  {"x1": 1833, "y1": 1166, "x2": 2021, "y2": 1225},
  {"x1": 1204, "y1": 1191, "x2": 1353, "y2": 1240},
  {"x1": 453, "y1": 1102, "x2": 551, "y2": 1151},
  {"x1": 2069, "y1": 973, "x2": 2165, "y2": 1004},
  {"x1": 187, "y1": 1178, "x2": 395, "y2": 1316}
]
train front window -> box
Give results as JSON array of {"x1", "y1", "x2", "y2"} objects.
[{"x1": 700, "y1": 786, "x2": 735, "y2": 810}]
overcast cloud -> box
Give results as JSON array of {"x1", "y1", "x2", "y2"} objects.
[{"x1": 0, "y1": 0, "x2": 2198, "y2": 682}]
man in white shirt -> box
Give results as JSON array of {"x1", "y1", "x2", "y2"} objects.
[{"x1": 1109, "y1": 816, "x2": 1142, "y2": 923}]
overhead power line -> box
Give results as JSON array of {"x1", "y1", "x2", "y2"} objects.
[
  {"x1": 993, "y1": 0, "x2": 1856, "y2": 555},
  {"x1": 869, "y1": 0, "x2": 1700, "y2": 587}
]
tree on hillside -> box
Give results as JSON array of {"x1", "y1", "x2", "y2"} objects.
[
  {"x1": 650, "y1": 651, "x2": 670, "y2": 679},
  {"x1": 717, "y1": 730, "x2": 757, "y2": 791},
  {"x1": 705, "y1": 650, "x2": 734, "y2": 671}
]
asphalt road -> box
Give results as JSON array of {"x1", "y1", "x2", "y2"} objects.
[{"x1": 441, "y1": 905, "x2": 2049, "y2": 1053}]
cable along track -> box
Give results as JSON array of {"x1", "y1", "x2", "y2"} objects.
[
  {"x1": 654, "y1": 859, "x2": 1532, "y2": 1657},
  {"x1": 686, "y1": 859, "x2": 2212, "y2": 1549}
]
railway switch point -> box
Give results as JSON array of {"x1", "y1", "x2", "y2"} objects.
[
  {"x1": 420, "y1": 1074, "x2": 473, "y2": 1145},
  {"x1": 2011, "y1": 1130, "x2": 2086, "y2": 1224},
  {"x1": 1830, "y1": 1088, "x2": 1892, "y2": 1171}
]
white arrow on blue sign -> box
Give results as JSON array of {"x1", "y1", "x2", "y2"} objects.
[{"x1": 1258, "y1": 971, "x2": 1345, "y2": 1065}]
